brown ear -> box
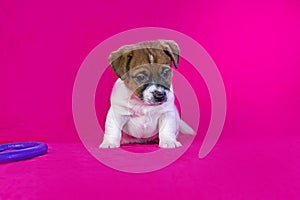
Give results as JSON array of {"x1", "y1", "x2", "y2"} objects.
[
  {"x1": 108, "y1": 48, "x2": 132, "y2": 80},
  {"x1": 162, "y1": 40, "x2": 180, "y2": 68}
]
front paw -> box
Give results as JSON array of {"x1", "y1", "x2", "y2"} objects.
[
  {"x1": 159, "y1": 139, "x2": 182, "y2": 148},
  {"x1": 99, "y1": 141, "x2": 120, "y2": 148}
]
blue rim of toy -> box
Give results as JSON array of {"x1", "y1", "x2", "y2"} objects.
[{"x1": 0, "y1": 142, "x2": 48, "y2": 163}]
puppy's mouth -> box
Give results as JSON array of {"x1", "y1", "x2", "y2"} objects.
[{"x1": 140, "y1": 84, "x2": 169, "y2": 105}]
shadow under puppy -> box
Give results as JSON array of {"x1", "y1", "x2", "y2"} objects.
[{"x1": 100, "y1": 40, "x2": 194, "y2": 148}]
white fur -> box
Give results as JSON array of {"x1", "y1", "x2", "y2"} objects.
[
  {"x1": 99, "y1": 79, "x2": 193, "y2": 148},
  {"x1": 149, "y1": 54, "x2": 154, "y2": 64}
]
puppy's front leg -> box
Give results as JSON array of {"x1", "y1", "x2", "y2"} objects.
[
  {"x1": 99, "y1": 107, "x2": 128, "y2": 148},
  {"x1": 158, "y1": 111, "x2": 182, "y2": 148}
]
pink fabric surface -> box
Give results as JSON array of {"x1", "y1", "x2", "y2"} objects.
[
  {"x1": 1, "y1": 136, "x2": 300, "y2": 199},
  {"x1": 1, "y1": 0, "x2": 300, "y2": 199}
]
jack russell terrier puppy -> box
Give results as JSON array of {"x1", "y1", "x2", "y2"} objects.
[{"x1": 99, "y1": 40, "x2": 194, "y2": 148}]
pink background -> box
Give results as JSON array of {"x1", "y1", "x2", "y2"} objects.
[{"x1": 1, "y1": 0, "x2": 300, "y2": 199}]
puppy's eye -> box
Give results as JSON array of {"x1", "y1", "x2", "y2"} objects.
[
  {"x1": 133, "y1": 74, "x2": 148, "y2": 83},
  {"x1": 161, "y1": 68, "x2": 171, "y2": 79}
]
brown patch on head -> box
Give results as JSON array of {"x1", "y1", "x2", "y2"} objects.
[{"x1": 108, "y1": 40, "x2": 180, "y2": 98}]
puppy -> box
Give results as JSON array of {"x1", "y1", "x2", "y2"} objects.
[{"x1": 99, "y1": 40, "x2": 194, "y2": 148}]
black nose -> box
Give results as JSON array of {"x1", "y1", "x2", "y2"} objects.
[{"x1": 153, "y1": 90, "x2": 166, "y2": 101}]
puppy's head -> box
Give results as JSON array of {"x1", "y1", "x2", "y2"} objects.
[{"x1": 109, "y1": 40, "x2": 180, "y2": 105}]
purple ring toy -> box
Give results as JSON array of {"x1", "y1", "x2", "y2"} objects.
[{"x1": 0, "y1": 142, "x2": 48, "y2": 163}]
